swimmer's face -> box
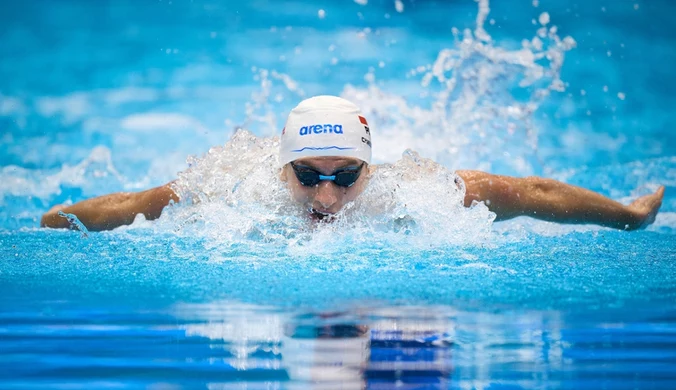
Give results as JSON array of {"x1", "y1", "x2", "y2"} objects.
[{"x1": 281, "y1": 157, "x2": 369, "y2": 218}]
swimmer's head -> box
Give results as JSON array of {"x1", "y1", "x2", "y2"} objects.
[
  {"x1": 279, "y1": 96, "x2": 373, "y2": 218},
  {"x1": 280, "y1": 156, "x2": 370, "y2": 219},
  {"x1": 279, "y1": 95, "x2": 372, "y2": 167}
]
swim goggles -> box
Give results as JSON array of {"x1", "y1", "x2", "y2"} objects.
[{"x1": 290, "y1": 162, "x2": 365, "y2": 188}]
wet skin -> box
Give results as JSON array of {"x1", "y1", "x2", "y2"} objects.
[
  {"x1": 40, "y1": 157, "x2": 664, "y2": 231},
  {"x1": 280, "y1": 156, "x2": 370, "y2": 219}
]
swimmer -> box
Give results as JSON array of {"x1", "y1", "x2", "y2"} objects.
[{"x1": 40, "y1": 95, "x2": 664, "y2": 232}]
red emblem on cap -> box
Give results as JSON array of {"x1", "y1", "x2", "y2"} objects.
[{"x1": 358, "y1": 115, "x2": 370, "y2": 136}]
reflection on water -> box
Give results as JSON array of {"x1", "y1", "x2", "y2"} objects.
[
  {"x1": 2, "y1": 301, "x2": 676, "y2": 389},
  {"x1": 180, "y1": 303, "x2": 455, "y2": 389},
  {"x1": 176, "y1": 303, "x2": 552, "y2": 389}
]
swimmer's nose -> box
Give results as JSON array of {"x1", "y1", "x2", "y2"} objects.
[{"x1": 314, "y1": 181, "x2": 338, "y2": 210}]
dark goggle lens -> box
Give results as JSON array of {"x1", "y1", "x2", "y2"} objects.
[
  {"x1": 292, "y1": 164, "x2": 363, "y2": 188},
  {"x1": 295, "y1": 171, "x2": 321, "y2": 186},
  {"x1": 333, "y1": 170, "x2": 361, "y2": 187}
]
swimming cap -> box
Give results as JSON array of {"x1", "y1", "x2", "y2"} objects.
[{"x1": 279, "y1": 95, "x2": 372, "y2": 166}]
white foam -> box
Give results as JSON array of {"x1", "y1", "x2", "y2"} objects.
[
  {"x1": 153, "y1": 129, "x2": 496, "y2": 253},
  {"x1": 0, "y1": 146, "x2": 124, "y2": 200},
  {"x1": 5, "y1": 0, "x2": 671, "y2": 241},
  {"x1": 337, "y1": 7, "x2": 576, "y2": 176}
]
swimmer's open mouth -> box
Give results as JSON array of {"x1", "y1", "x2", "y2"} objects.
[{"x1": 309, "y1": 208, "x2": 335, "y2": 221}]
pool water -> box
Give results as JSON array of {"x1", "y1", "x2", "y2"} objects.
[{"x1": 1, "y1": 0, "x2": 676, "y2": 388}]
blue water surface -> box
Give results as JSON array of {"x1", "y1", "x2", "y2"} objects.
[{"x1": 1, "y1": 0, "x2": 676, "y2": 388}]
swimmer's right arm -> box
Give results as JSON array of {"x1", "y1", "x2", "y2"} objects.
[{"x1": 40, "y1": 183, "x2": 179, "y2": 232}]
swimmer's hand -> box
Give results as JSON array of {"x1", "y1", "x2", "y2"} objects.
[
  {"x1": 40, "y1": 183, "x2": 179, "y2": 232},
  {"x1": 627, "y1": 186, "x2": 664, "y2": 230}
]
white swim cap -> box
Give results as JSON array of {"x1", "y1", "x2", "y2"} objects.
[{"x1": 279, "y1": 95, "x2": 372, "y2": 166}]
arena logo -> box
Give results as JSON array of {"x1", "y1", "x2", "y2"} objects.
[{"x1": 299, "y1": 124, "x2": 343, "y2": 135}]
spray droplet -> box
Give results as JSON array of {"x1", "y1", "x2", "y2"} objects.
[
  {"x1": 603, "y1": 86, "x2": 609, "y2": 92},
  {"x1": 617, "y1": 92, "x2": 626, "y2": 100},
  {"x1": 634, "y1": 4, "x2": 639, "y2": 10},
  {"x1": 538, "y1": 12, "x2": 550, "y2": 25},
  {"x1": 532, "y1": 0, "x2": 539, "y2": 7},
  {"x1": 354, "y1": 0, "x2": 368, "y2": 4},
  {"x1": 318, "y1": 9, "x2": 326, "y2": 19},
  {"x1": 394, "y1": 0, "x2": 404, "y2": 13}
]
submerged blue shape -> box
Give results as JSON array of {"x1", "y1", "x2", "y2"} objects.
[{"x1": 57, "y1": 211, "x2": 89, "y2": 238}]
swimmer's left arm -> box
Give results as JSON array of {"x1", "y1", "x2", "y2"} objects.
[
  {"x1": 456, "y1": 170, "x2": 664, "y2": 230},
  {"x1": 40, "y1": 183, "x2": 179, "y2": 232}
]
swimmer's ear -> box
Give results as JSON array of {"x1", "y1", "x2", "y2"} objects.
[
  {"x1": 280, "y1": 164, "x2": 288, "y2": 182},
  {"x1": 366, "y1": 163, "x2": 375, "y2": 177}
]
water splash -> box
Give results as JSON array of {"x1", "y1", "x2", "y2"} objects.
[
  {"x1": 1, "y1": 0, "x2": 671, "y2": 239},
  {"x1": 160, "y1": 129, "x2": 495, "y2": 253},
  {"x1": 0, "y1": 146, "x2": 124, "y2": 203},
  {"x1": 343, "y1": 0, "x2": 577, "y2": 176},
  {"x1": 57, "y1": 210, "x2": 89, "y2": 238}
]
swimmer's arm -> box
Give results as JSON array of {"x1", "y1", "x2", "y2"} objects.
[
  {"x1": 40, "y1": 183, "x2": 179, "y2": 232},
  {"x1": 456, "y1": 170, "x2": 664, "y2": 230}
]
